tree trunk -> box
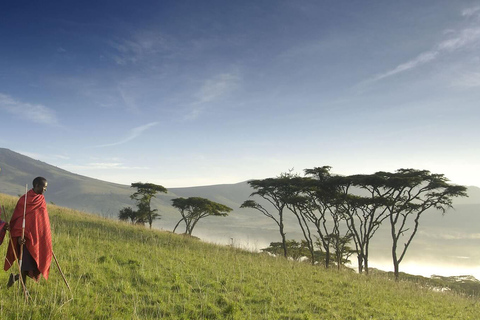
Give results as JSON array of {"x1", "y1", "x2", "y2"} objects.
[
  {"x1": 185, "y1": 219, "x2": 192, "y2": 235},
  {"x1": 357, "y1": 254, "x2": 364, "y2": 273},
  {"x1": 364, "y1": 246, "x2": 369, "y2": 275},
  {"x1": 173, "y1": 219, "x2": 183, "y2": 233},
  {"x1": 393, "y1": 259, "x2": 400, "y2": 281},
  {"x1": 325, "y1": 247, "x2": 330, "y2": 268},
  {"x1": 280, "y1": 222, "x2": 287, "y2": 258},
  {"x1": 392, "y1": 238, "x2": 400, "y2": 281}
]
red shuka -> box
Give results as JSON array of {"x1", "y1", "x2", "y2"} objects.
[
  {"x1": 0, "y1": 206, "x2": 6, "y2": 244},
  {"x1": 4, "y1": 189, "x2": 53, "y2": 280}
]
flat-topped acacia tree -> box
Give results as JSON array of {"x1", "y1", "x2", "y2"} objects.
[
  {"x1": 335, "y1": 173, "x2": 391, "y2": 274},
  {"x1": 171, "y1": 197, "x2": 232, "y2": 235},
  {"x1": 375, "y1": 169, "x2": 467, "y2": 280},
  {"x1": 130, "y1": 182, "x2": 167, "y2": 229},
  {"x1": 241, "y1": 172, "x2": 304, "y2": 259}
]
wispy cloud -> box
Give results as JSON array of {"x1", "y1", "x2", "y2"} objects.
[
  {"x1": 15, "y1": 151, "x2": 70, "y2": 165},
  {"x1": 117, "y1": 83, "x2": 140, "y2": 113},
  {"x1": 420, "y1": 230, "x2": 480, "y2": 240},
  {"x1": 107, "y1": 31, "x2": 170, "y2": 66},
  {"x1": 63, "y1": 162, "x2": 149, "y2": 170},
  {"x1": 361, "y1": 11, "x2": 480, "y2": 85},
  {"x1": 196, "y1": 73, "x2": 240, "y2": 104},
  {"x1": 109, "y1": 39, "x2": 143, "y2": 65},
  {"x1": 371, "y1": 52, "x2": 439, "y2": 82},
  {"x1": 54, "y1": 154, "x2": 70, "y2": 160},
  {"x1": 451, "y1": 71, "x2": 480, "y2": 88},
  {"x1": 462, "y1": 6, "x2": 480, "y2": 17},
  {"x1": 0, "y1": 93, "x2": 59, "y2": 125},
  {"x1": 94, "y1": 122, "x2": 159, "y2": 147},
  {"x1": 437, "y1": 28, "x2": 480, "y2": 51},
  {"x1": 185, "y1": 73, "x2": 240, "y2": 120}
]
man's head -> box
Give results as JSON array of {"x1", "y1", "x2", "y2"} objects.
[{"x1": 33, "y1": 177, "x2": 48, "y2": 195}]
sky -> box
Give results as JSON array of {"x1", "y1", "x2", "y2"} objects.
[{"x1": 1, "y1": 0, "x2": 480, "y2": 188}]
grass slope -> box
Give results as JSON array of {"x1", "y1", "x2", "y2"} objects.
[{"x1": 0, "y1": 193, "x2": 478, "y2": 320}]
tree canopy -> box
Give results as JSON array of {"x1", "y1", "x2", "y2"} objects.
[
  {"x1": 241, "y1": 172, "x2": 304, "y2": 258},
  {"x1": 130, "y1": 182, "x2": 167, "y2": 228},
  {"x1": 171, "y1": 197, "x2": 232, "y2": 235},
  {"x1": 375, "y1": 169, "x2": 468, "y2": 279},
  {"x1": 242, "y1": 166, "x2": 468, "y2": 277},
  {"x1": 118, "y1": 206, "x2": 139, "y2": 224}
]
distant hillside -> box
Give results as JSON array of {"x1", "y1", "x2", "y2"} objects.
[
  {"x1": 0, "y1": 148, "x2": 134, "y2": 215},
  {"x1": 0, "y1": 148, "x2": 249, "y2": 218},
  {"x1": 0, "y1": 148, "x2": 279, "y2": 246},
  {"x1": 1, "y1": 147, "x2": 480, "y2": 279}
]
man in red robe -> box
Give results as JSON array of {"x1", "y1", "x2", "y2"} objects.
[{"x1": 4, "y1": 177, "x2": 52, "y2": 286}]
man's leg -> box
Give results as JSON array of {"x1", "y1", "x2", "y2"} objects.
[
  {"x1": 21, "y1": 271, "x2": 27, "y2": 285},
  {"x1": 7, "y1": 273, "x2": 19, "y2": 288}
]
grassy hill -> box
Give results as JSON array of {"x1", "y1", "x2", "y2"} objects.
[
  {"x1": 2, "y1": 147, "x2": 480, "y2": 279},
  {"x1": 0, "y1": 193, "x2": 479, "y2": 319}
]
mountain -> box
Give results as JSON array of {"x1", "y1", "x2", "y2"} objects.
[
  {"x1": 0, "y1": 148, "x2": 248, "y2": 216},
  {"x1": 0, "y1": 148, "x2": 279, "y2": 246},
  {"x1": 1, "y1": 147, "x2": 480, "y2": 278}
]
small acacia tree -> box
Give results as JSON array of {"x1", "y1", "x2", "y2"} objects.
[
  {"x1": 328, "y1": 232, "x2": 355, "y2": 270},
  {"x1": 171, "y1": 197, "x2": 232, "y2": 235},
  {"x1": 130, "y1": 182, "x2": 167, "y2": 228},
  {"x1": 118, "y1": 206, "x2": 139, "y2": 224},
  {"x1": 261, "y1": 240, "x2": 315, "y2": 262}
]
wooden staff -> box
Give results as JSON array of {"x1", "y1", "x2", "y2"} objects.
[
  {"x1": 2, "y1": 205, "x2": 29, "y2": 301},
  {"x1": 18, "y1": 184, "x2": 27, "y2": 270},
  {"x1": 52, "y1": 250, "x2": 71, "y2": 291},
  {"x1": 9, "y1": 236, "x2": 29, "y2": 301}
]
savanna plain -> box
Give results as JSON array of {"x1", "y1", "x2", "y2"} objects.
[{"x1": 0, "y1": 193, "x2": 478, "y2": 319}]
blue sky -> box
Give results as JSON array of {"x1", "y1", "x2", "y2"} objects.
[{"x1": 1, "y1": 1, "x2": 479, "y2": 188}]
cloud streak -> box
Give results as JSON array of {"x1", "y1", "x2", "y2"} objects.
[
  {"x1": 94, "y1": 122, "x2": 159, "y2": 147},
  {"x1": 196, "y1": 73, "x2": 240, "y2": 104},
  {"x1": 371, "y1": 52, "x2": 439, "y2": 82},
  {"x1": 0, "y1": 93, "x2": 59, "y2": 125},
  {"x1": 63, "y1": 162, "x2": 149, "y2": 170},
  {"x1": 185, "y1": 73, "x2": 240, "y2": 120},
  {"x1": 451, "y1": 72, "x2": 480, "y2": 88},
  {"x1": 462, "y1": 6, "x2": 480, "y2": 17},
  {"x1": 420, "y1": 230, "x2": 480, "y2": 240},
  {"x1": 363, "y1": 11, "x2": 480, "y2": 85},
  {"x1": 107, "y1": 30, "x2": 171, "y2": 66}
]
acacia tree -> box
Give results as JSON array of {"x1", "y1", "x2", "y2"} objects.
[
  {"x1": 376, "y1": 169, "x2": 468, "y2": 280},
  {"x1": 301, "y1": 166, "x2": 351, "y2": 268},
  {"x1": 337, "y1": 174, "x2": 390, "y2": 274},
  {"x1": 130, "y1": 182, "x2": 167, "y2": 229},
  {"x1": 118, "y1": 206, "x2": 139, "y2": 224},
  {"x1": 285, "y1": 191, "x2": 318, "y2": 265},
  {"x1": 241, "y1": 172, "x2": 302, "y2": 259},
  {"x1": 328, "y1": 232, "x2": 355, "y2": 270},
  {"x1": 171, "y1": 197, "x2": 232, "y2": 235},
  {"x1": 261, "y1": 240, "x2": 319, "y2": 262}
]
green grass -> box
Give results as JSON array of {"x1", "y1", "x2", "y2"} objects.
[{"x1": 0, "y1": 193, "x2": 479, "y2": 319}]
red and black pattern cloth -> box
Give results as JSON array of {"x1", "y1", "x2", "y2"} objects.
[
  {"x1": 4, "y1": 189, "x2": 52, "y2": 281},
  {"x1": 0, "y1": 206, "x2": 6, "y2": 245}
]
